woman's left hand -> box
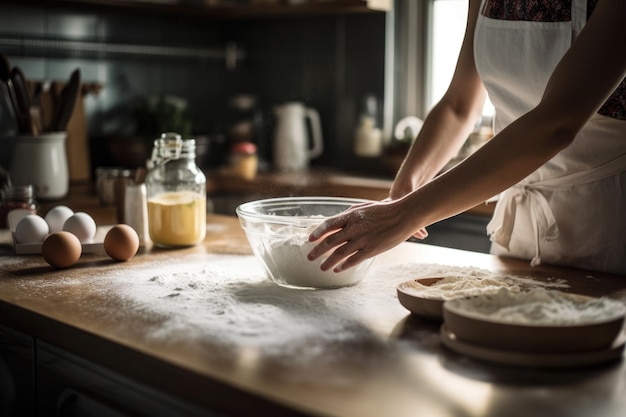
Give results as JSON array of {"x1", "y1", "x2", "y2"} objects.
[{"x1": 307, "y1": 199, "x2": 427, "y2": 272}]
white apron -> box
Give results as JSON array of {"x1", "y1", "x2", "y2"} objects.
[{"x1": 474, "y1": 0, "x2": 626, "y2": 275}]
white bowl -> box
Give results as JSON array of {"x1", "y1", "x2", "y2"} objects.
[{"x1": 236, "y1": 196, "x2": 375, "y2": 290}]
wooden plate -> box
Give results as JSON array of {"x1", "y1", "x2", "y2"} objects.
[
  {"x1": 443, "y1": 290, "x2": 626, "y2": 354},
  {"x1": 397, "y1": 277, "x2": 446, "y2": 321},
  {"x1": 440, "y1": 325, "x2": 626, "y2": 369}
]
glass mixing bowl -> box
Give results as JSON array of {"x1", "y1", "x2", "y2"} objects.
[{"x1": 236, "y1": 196, "x2": 376, "y2": 290}]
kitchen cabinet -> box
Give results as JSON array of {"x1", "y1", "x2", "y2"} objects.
[
  {"x1": 0, "y1": 327, "x2": 221, "y2": 417},
  {"x1": 0, "y1": 325, "x2": 36, "y2": 417},
  {"x1": 37, "y1": 342, "x2": 218, "y2": 417}
]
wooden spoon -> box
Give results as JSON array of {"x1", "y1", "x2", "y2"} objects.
[
  {"x1": 8, "y1": 66, "x2": 34, "y2": 134},
  {"x1": 0, "y1": 52, "x2": 9, "y2": 82},
  {"x1": 54, "y1": 68, "x2": 81, "y2": 132}
]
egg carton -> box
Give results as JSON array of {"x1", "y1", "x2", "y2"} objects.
[
  {"x1": 8, "y1": 209, "x2": 109, "y2": 255},
  {"x1": 11, "y1": 231, "x2": 107, "y2": 255}
]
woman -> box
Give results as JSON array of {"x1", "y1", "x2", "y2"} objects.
[{"x1": 308, "y1": 0, "x2": 626, "y2": 275}]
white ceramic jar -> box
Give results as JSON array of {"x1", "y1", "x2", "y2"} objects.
[{"x1": 9, "y1": 132, "x2": 68, "y2": 200}]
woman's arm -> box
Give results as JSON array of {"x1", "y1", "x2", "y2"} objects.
[
  {"x1": 406, "y1": 0, "x2": 626, "y2": 226},
  {"x1": 309, "y1": 0, "x2": 626, "y2": 272},
  {"x1": 390, "y1": 0, "x2": 487, "y2": 199}
]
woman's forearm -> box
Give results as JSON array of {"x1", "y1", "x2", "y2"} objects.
[
  {"x1": 390, "y1": 98, "x2": 482, "y2": 199},
  {"x1": 390, "y1": 0, "x2": 486, "y2": 200},
  {"x1": 401, "y1": 106, "x2": 578, "y2": 232}
]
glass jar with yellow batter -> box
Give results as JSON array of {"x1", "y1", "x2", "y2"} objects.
[{"x1": 145, "y1": 132, "x2": 206, "y2": 247}]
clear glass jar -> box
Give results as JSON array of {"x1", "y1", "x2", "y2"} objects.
[
  {"x1": 0, "y1": 185, "x2": 37, "y2": 229},
  {"x1": 145, "y1": 133, "x2": 206, "y2": 247}
]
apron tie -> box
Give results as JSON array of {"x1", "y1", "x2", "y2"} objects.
[
  {"x1": 487, "y1": 184, "x2": 559, "y2": 266},
  {"x1": 487, "y1": 154, "x2": 626, "y2": 266}
]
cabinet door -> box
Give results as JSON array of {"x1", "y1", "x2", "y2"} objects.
[
  {"x1": 0, "y1": 324, "x2": 36, "y2": 417},
  {"x1": 36, "y1": 341, "x2": 224, "y2": 417}
]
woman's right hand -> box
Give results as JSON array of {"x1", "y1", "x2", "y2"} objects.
[{"x1": 381, "y1": 194, "x2": 428, "y2": 240}]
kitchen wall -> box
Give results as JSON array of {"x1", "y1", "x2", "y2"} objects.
[{"x1": 0, "y1": 2, "x2": 386, "y2": 176}]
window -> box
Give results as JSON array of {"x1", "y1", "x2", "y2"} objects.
[
  {"x1": 428, "y1": 0, "x2": 493, "y2": 117},
  {"x1": 392, "y1": 0, "x2": 493, "y2": 131},
  {"x1": 428, "y1": 0, "x2": 467, "y2": 111}
]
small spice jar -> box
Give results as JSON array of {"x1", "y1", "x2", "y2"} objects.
[
  {"x1": 229, "y1": 141, "x2": 258, "y2": 180},
  {"x1": 0, "y1": 185, "x2": 37, "y2": 229},
  {"x1": 95, "y1": 167, "x2": 134, "y2": 207}
]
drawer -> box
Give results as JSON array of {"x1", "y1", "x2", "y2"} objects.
[{"x1": 0, "y1": 324, "x2": 36, "y2": 417}]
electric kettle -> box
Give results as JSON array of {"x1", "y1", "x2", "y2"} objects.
[{"x1": 273, "y1": 102, "x2": 323, "y2": 171}]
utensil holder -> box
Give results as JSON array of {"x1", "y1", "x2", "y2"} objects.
[{"x1": 9, "y1": 132, "x2": 69, "y2": 200}]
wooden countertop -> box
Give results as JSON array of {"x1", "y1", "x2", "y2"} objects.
[{"x1": 1, "y1": 187, "x2": 625, "y2": 417}]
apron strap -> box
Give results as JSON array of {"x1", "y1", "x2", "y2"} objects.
[
  {"x1": 487, "y1": 152, "x2": 626, "y2": 265},
  {"x1": 571, "y1": 0, "x2": 587, "y2": 38},
  {"x1": 487, "y1": 185, "x2": 558, "y2": 266}
]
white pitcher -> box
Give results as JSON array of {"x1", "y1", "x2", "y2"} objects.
[
  {"x1": 273, "y1": 102, "x2": 323, "y2": 171},
  {"x1": 10, "y1": 132, "x2": 69, "y2": 200}
]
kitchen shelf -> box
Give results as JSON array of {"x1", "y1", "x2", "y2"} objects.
[
  {"x1": 12, "y1": 0, "x2": 390, "y2": 19},
  {"x1": 2, "y1": 0, "x2": 389, "y2": 64},
  {"x1": 0, "y1": 36, "x2": 244, "y2": 66}
]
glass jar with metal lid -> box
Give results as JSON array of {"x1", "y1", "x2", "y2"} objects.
[
  {"x1": 0, "y1": 185, "x2": 37, "y2": 229},
  {"x1": 145, "y1": 132, "x2": 206, "y2": 247}
]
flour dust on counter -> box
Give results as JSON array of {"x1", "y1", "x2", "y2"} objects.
[
  {"x1": 94, "y1": 253, "x2": 401, "y2": 366},
  {"x1": 1, "y1": 250, "x2": 575, "y2": 380},
  {"x1": 86, "y1": 258, "x2": 561, "y2": 346}
]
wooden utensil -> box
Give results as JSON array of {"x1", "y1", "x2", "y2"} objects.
[
  {"x1": 0, "y1": 52, "x2": 9, "y2": 82},
  {"x1": 0, "y1": 80, "x2": 19, "y2": 134},
  {"x1": 39, "y1": 81, "x2": 57, "y2": 132},
  {"x1": 0, "y1": 52, "x2": 18, "y2": 131},
  {"x1": 53, "y1": 68, "x2": 81, "y2": 132},
  {"x1": 8, "y1": 66, "x2": 34, "y2": 134},
  {"x1": 29, "y1": 82, "x2": 43, "y2": 134}
]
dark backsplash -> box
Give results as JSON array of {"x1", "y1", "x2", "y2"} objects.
[{"x1": 0, "y1": 3, "x2": 386, "y2": 175}]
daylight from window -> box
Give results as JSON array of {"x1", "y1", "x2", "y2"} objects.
[{"x1": 430, "y1": 0, "x2": 494, "y2": 117}]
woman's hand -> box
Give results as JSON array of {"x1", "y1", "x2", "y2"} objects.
[
  {"x1": 382, "y1": 196, "x2": 429, "y2": 240},
  {"x1": 307, "y1": 199, "x2": 427, "y2": 273}
]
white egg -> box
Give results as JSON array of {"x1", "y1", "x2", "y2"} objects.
[
  {"x1": 63, "y1": 212, "x2": 97, "y2": 242},
  {"x1": 15, "y1": 214, "x2": 49, "y2": 243},
  {"x1": 44, "y1": 205, "x2": 75, "y2": 233}
]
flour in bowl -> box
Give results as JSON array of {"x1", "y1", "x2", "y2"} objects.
[
  {"x1": 401, "y1": 268, "x2": 568, "y2": 300},
  {"x1": 403, "y1": 275, "x2": 521, "y2": 300},
  {"x1": 256, "y1": 223, "x2": 372, "y2": 289},
  {"x1": 446, "y1": 287, "x2": 626, "y2": 325}
]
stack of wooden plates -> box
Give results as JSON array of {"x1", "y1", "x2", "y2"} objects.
[{"x1": 397, "y1": 278, "x2": 626, "y2": 368}]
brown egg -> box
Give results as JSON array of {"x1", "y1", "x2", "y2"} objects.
[
  {"x1": 41, "y1": 231, "x2": 82, "y2": 269},
  {"x1": 104, "y1": 224, "x2": 140, "y2": 261}
]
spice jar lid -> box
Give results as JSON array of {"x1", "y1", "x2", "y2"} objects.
[
  {"x1": 231, "y1": 142, "x2": 257, "y2": 155},
  {"x1": 3, "y1": 184, "x2": 35, "y2": 200}
]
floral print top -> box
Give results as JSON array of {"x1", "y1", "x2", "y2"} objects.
[{"x1": 481, "y1": 0, "x2": 625, "y2": 120}]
